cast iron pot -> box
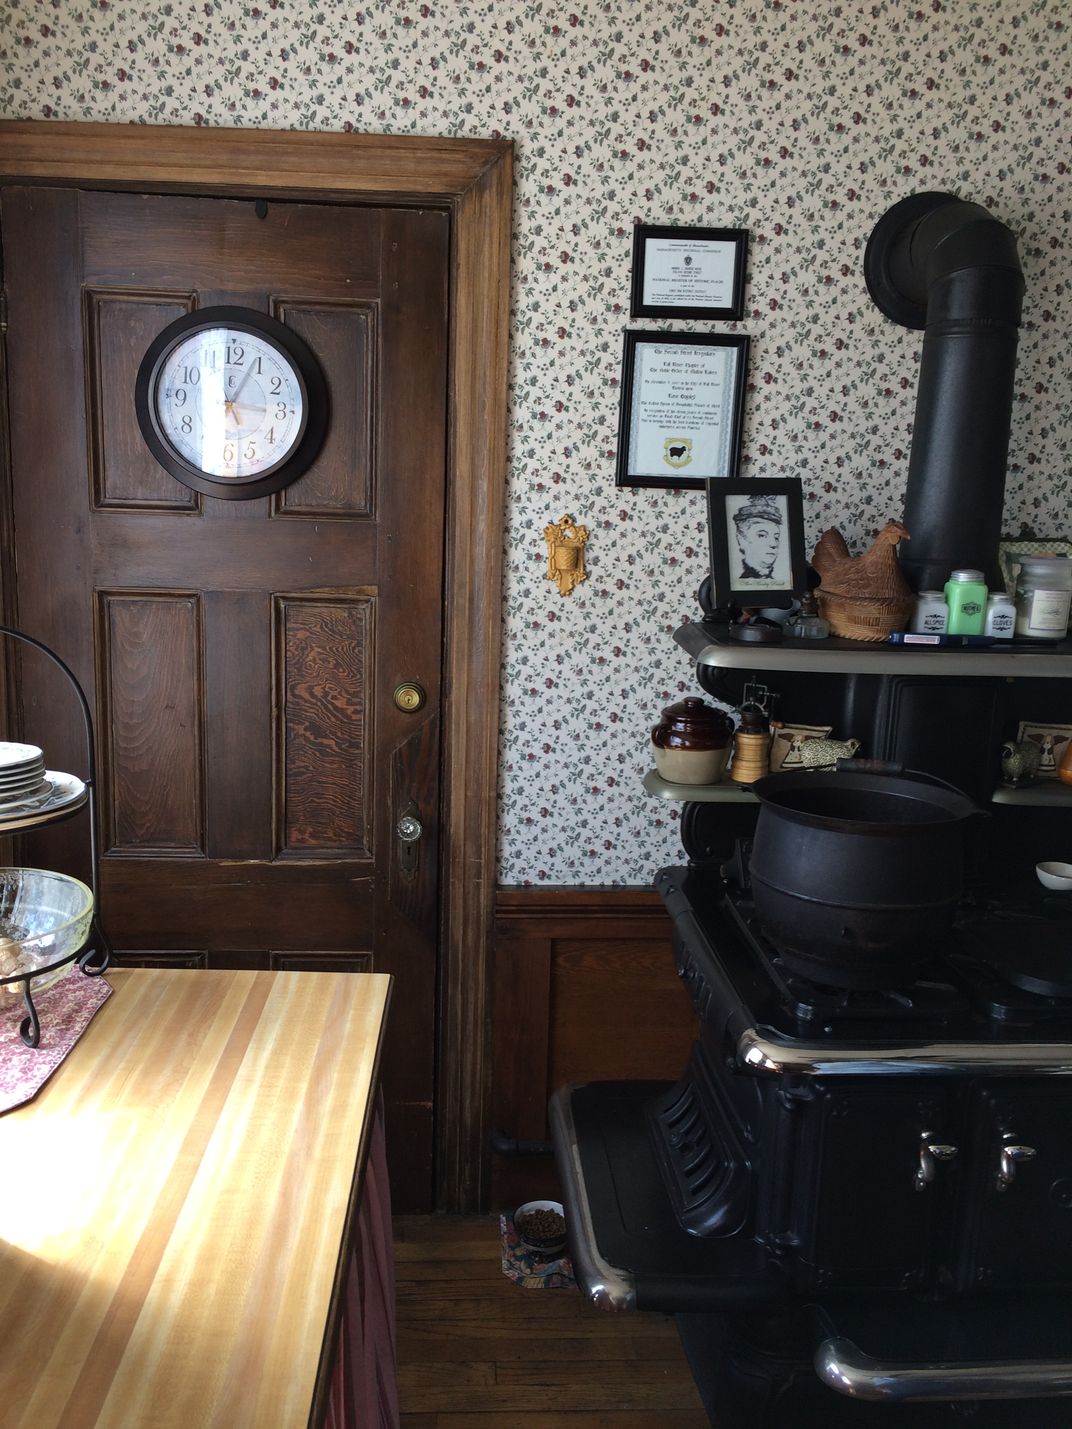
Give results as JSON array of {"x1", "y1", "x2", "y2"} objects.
[{"x1": 748, "y1": 760, "x2": 980, "y2": 989}]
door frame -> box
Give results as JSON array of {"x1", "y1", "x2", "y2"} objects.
[{"x1": 0, "y1": 120, "x2": 512, "y2": 1213}]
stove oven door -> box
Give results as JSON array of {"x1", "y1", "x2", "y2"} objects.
[
  {"x1": 783, "y1": 1080, "x2": 960, "y2": 1293},
  {"x1": 956, "y1": 1084, "x2": 1072, "y2": 1292}
]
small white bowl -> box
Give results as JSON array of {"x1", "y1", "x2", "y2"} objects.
[
  {"x1": 513, "y1": 1199, "x2": 567, "y2": 1255},
  {"x1": 1037, "y1": 862, "x2": 1072, "y2": 892}
]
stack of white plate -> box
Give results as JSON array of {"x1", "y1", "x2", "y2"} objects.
[{"x1": 0, "y1": 742, "x2": 51, "y2": 813}]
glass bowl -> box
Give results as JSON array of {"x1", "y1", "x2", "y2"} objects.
[{"x1": 0, "y1": 868, "x2": 95, "y2": 995}]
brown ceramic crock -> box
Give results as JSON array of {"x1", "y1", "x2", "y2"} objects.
[{"x1": 651, "y1": 697, "x2": 734, "y2": 785}]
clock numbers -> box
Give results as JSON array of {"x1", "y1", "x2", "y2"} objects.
[
  {"x1": 137, "y1": 306, "x2": 326, "y2": 500},
  {"x1": 153, "y1": 324, "x2": 306, "y2": 481}
]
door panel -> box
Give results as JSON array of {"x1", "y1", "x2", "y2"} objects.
[
  {"x1": 277, "y1": 594, "x2": 373, "y2": 856},
  {"x1": 86, "y1": 289, "x2": 198, "y2": 509},
  {"x1": 1, "y1": 185, "x2": 449, "y2": 1209},
  {"x1": 97, "y1": 590, "x2": 206, "y2": 853},
  {"x1": 958, "y1": 1086, "x2": 1072, "y2": 1290}
]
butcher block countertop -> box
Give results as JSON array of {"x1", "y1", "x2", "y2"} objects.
[{"x1": 0, "y1": 968, "x2": 392, "y2": 1429}]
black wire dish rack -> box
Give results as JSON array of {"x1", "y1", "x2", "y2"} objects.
[{"x1": 0, "y1": 627, "x2": 111, "y2": 1047}]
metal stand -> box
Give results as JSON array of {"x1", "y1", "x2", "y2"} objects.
[{"x1": 0, "y1": 626, "x2": 111, "y2": 1046}]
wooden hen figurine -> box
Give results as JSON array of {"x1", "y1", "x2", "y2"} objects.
[{"x1": 811, "y1": 520, "x2": 915, "y2": 641}]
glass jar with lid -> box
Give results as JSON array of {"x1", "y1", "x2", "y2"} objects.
[
  {"x1": 985, "y1": 591, "x2": 1016, "y2": 639},
  {"x1": 1013, "y1": 557, "x2": 1072, "y2": 640},
  {"x1": 910, "y1": 591, "x2": 948, "y2": 635}
]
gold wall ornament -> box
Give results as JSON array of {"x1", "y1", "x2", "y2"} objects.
[{"x1": 544, "y1": 513, "x2": 589, "y2": 596}]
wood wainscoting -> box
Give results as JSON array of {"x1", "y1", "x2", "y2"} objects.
[{"x1": 490, "y1": 886, "x2": 697, "y2": 1210}]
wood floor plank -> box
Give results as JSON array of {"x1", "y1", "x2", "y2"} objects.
[
  {"x1": 396, "y1": 1259, "x2": 513, "y2": 1282},
  {"x1": 400, "y1": 1366, "x2": 702, "y2": 1414},
  {"x1": 394, "y1": 1214, "x2": 501, "y2": 1246},
  {"x1": 396, "y1": 1288, "x2": 596, "y2": 1322},
  {"x1": 401, "y1": 1415, "x2": 713, "y2": 1428},
  {"x1": 401, "y1": 1417, "x2": 712, "y2": 1428},
  {"x1": 398, "y1": 1329, "x2": 686, "y2": 1362},
  {"x1": 395, "y1": 1237, "x2": 504, "y2": 1263}
]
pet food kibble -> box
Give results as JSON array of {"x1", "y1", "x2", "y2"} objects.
[{"x1": 519, "y1": 1208, "x2": 565, "y2": 1240}]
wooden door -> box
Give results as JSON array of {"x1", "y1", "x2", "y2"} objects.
[{"x1": 1, "y1": 186, "x2": 448, "y2": 1210}]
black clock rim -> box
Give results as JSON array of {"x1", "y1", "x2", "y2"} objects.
[{"x1": 134, "y1": 305, "x2": 329, "y2": 501}]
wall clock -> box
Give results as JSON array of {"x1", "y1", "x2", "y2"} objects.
[{"x1": 135, "y1": 306, "x2": 329, "y2": 500}]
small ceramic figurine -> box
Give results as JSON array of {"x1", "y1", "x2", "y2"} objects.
[
  {"x1": 799, "y1": 737, "x2": 862, "y2": 770},
  {"x1": 1001, "y1": 738, "x2": 1042, "y2": 787}
]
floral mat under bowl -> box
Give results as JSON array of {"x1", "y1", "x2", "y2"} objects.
[
  {"x1": 0, "y1": 971, "x2": 112, "y2": 1114},
  {"x1": 500, "y1": 1213, "x2": 576, "y2": 1289}
]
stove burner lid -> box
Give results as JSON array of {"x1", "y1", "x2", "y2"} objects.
[{"x1": 961, "y1": 920, "x2": 1072, "y2": 999}]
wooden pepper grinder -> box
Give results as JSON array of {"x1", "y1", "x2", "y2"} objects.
[{"x1": 730, "y1": 702, "x2": 772, "y2": 785}]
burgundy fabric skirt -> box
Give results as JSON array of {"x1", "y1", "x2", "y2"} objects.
[{"x1": 324, "y1": 1103, "x2": 399, "y2": 1429}]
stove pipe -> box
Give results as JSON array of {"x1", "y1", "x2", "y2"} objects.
[{"x1": 864, "y1": 192, "x2": 1024, "y2": 593}]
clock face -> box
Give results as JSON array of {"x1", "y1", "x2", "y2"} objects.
[{"x1": 135, "y1": 307, "x2": 328, "y2": 500}]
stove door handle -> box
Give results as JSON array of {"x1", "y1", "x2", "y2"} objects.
[
  {"x1": 815, "y1": 1336, "x2": 1072, "y2": 1402},
  {"x1": 997, "y1": 1135, "x2": 1037, "y2": 1190},
  {"x1": 915, "y1": 1131, "x2": 958, "y2": 1191}
]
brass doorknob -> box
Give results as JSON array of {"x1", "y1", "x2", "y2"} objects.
[{"x1": 393, "y1": 682, "x2": 426, "y2": 713}]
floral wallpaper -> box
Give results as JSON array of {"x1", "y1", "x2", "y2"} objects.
[{"x1": 1, "y1": 0, "x2": 1069, "y2": 884}]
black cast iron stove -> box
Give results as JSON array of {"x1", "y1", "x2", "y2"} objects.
[
  {"x1": 550, "y1": 189, "x2": 1070, "y2": 1424},
  {"x1": 551, "y1": 860, "x2": 1072, "y2": 1426}
]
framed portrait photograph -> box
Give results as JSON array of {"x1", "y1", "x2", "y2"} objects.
[
  {"x1": 1016, "y1": 721, "x2": 1072, "y2": 780},
  {"x1": 630, "y1": 224, "x2": 748, "y2": 320},
  {"x1": 707, "y1": 478, "x2": 807, "y2": 608},
  {"x1": 615, "y1": 331, "x2": 749, "y2": 490}
]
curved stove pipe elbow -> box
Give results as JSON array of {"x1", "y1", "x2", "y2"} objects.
[{"x1": 864, "y1": 192, "x2": 1024, "y2": 594}]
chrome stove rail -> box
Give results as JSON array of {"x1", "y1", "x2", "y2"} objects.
[
  {"x1": 548, "y1": 1085, "x2": 637, "y2": 1312},
  {"x1": 816, "y1": 1336, "x2": 1072, "y2": 1402},
  {"x1": 739, "y1": 1028, "x2": 1072, "y2": 1078}
]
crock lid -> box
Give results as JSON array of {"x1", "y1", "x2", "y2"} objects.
[
  {"x1": 657, "y1": 697, "x2": 732, "y2": 727},
  {"x1": 652, "y1": 697, "x2": 733, "y2": 748}
]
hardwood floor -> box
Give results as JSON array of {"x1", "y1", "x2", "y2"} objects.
[{"x1": 395, "y1": 1216, "x2": 710, "y2": 1426}]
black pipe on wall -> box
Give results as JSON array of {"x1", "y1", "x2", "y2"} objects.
[{"x1": 864, "y1": 192, "x2": 1024, "y2": 594}]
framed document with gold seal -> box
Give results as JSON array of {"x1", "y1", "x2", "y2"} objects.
[{"x1": 615, "y1": 330, "x2": 749, "y2": 490}]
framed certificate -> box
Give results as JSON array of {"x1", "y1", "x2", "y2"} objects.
[
  {"x1": 630, "y1": 224, "x2": 748, "y2": 320},
  {"x1": 615, "y1": 331, "x2": 749, "y2": 490}
]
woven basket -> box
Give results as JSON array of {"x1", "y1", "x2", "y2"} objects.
[{"x1": 817, "y1": 591, "x2": 914, "y2": 642}]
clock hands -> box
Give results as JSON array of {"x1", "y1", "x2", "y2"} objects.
[{"x1": 228, "y1": 364, "x2": 258, "y2": 407}]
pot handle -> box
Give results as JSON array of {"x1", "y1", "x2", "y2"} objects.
[
  {"x1": 835, "y1": 758, "x2": 986, "y2": 813},
  {"x1": 836, "y1": 757, "x2": 903, "y2": 776}
]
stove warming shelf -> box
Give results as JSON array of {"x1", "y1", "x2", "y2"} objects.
[{"x1": 675, "y1": 620, "x2": 1072, "y2": 678}]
